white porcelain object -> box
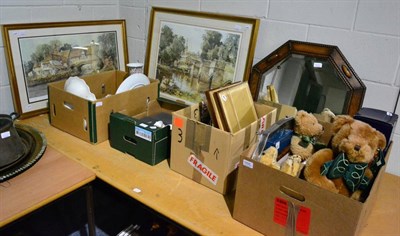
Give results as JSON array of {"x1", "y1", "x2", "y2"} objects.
[
  {"x1": 116, "y1": 73, "x2": 150, "y2": 94},
  {"x1": 64, "y1": 76, "x2": 96, "y2": 101},
  {"x1": 127, "y1": 62, "x2": 144, "y2": 75}
]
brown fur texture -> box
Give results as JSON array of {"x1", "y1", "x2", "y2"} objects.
[
  {"x1": 304, "y1": 115, "x2": 386, "y2": 200},
  {"x1": 290, "y1": 110, "x2": 324, "y2": 161}
]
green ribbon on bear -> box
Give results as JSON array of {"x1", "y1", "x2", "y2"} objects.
[
  {"x1": 297, "y1": 134, "x2": 316, "y2": 148},
  {"x1": 320, "y1": 152, "x2": 370, "y2": 193},
  {"x1": 296, "y1": 134, "x2": 326, "y2": 150}
]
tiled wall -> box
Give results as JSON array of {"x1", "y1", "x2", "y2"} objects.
[{"x1": 1, "y1": 0, "x2": 399, "y2": 175}]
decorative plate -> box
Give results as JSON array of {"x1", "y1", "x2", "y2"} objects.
[
  {"x1": 0, "y1": 124, "x2": 47, "y2": 182},
  {"x1": 116, "y1": 73, "x2": 150, "y2": 94}
]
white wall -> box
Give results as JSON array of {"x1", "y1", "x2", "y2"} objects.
[{"x1": 0, "y1": 0, "x2": 399, "y2": 176}]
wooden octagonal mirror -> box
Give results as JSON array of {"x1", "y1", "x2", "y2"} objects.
[{"x1": 248, "y1": 40, "x2": 366, "y2": 116}]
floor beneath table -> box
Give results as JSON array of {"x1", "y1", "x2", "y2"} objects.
[{"x1": 0, "y1": 179, "x2": 196, "y2": 236}]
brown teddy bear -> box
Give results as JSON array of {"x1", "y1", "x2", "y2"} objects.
[
  {"x1": 303, "y1": 115, "x2": 386, "y2": 201},
  {"x1": 290, "y1": 110, "x2": 324, "y2": 161}
]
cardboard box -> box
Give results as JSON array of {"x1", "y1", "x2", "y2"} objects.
[
  {"x1": 48, "y1": 70, "x2": 159, "y2": 143},
  {"x1": 261, "y1": 100, "x2": 297, "y2": 120},
  {"x1": 170, "y1": 103, "x2": 277, "y2": 194},
  {"x1": 233, "y1": 143, "x2": 392, "y2": 236},
  {"x1": 109, "y1": 100, "x2": 172, "y2": 165}
]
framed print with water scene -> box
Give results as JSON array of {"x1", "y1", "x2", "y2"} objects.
[
  {"x1": 2, "y1": 20, "x2": 128, "y2": 118},
  {"x1": 145, "y1": 7, "x2": 259, "y2": 106}
]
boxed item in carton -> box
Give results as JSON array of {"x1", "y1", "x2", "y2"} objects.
[
  {"x1": 48, "y1": 70, "x2": 158, "y2": 144},
  {"x1": 233, "y1": 123, "x2": 392, "y2": 236},
  {"x1": 170, "y1": 103, "x2": 277, "y2": 194},
  {"x1": 109, "y1": 100, "x2": 172, "y2": 166}
]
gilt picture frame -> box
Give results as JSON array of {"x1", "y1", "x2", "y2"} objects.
[
  {"x1": 2, "y1": 20, "x2": 128, "y2": 119},
  {"x1": 145, "y1": 7, "x2": 259, "y2": 106}
]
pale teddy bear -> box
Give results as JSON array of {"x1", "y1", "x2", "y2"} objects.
[{"x1": 290, "y1": 110, "x2": 324, "y2": 161}]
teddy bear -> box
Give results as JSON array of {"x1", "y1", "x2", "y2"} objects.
[
  {"x1": 303, "y1": 115, "x2": 386, "y2": 201},
  {"x1": 259, "y1": 146, "x2": 280, "y2": 169},
  {"x1": 319, "y1": 107, "x2": 336, "y2": 123},
  {"x1": 259, "y1": 146, "x2": 302, "y2": 176},
  {"x1": 290, "y1": 110, "x2": 324, "y2": 161}
]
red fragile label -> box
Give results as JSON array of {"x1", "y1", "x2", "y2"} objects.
[
  {"x1": 273, "y1": 197, "x2": 288, "y2": 226},
  {"x1": 296, "y1": 206, "x2": 311, "y2": 235},
  {"x1": 273, "y1": 197, "x2": 311, "y2": 235}
]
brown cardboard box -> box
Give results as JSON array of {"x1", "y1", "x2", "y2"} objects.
[
  {"x1": 170, "y1": 103, "x2": 277, "y2": 194},
  {"x1": 233, "y1": 143, "x2": 392, "y2": 236},
  {"x1": 261, "y1": 100, "x2": 297, "y2": 120},
  {"x1": 48, "y1": 70, "x2": 159, "y2": 143}
]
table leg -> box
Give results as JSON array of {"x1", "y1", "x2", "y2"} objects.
[{"x1": 85, "y1": 184, "x2": 96, "y2": 236}]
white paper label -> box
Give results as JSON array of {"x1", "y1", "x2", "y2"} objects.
[
  {"x1": 313, "y1": 62, "x2": 323, "y2": 68},
  {"x1": 1, "y1": 131, "x2": 11, "y2": 139},
  {"x1": 243, "y1": 159, "x2": 254, "y2": 169},
  {"x1": 132, "y1": 187, "x2": 142, "y2": 193},
  {"x1": 187, "y1": 154, "x2": 218, "y2": 185},
  {"x1": 96, "y1": 102, "x2": 103, "y2": 107},
  {"x1": 221, "y1": 94, "x2": 227, "y2": 102},
  {"x1": 135, "y1": 126, "x2": 152, "y2": 142},
  {"x1": 275, "y1": 141, "x2": 280, "y2": 150}
]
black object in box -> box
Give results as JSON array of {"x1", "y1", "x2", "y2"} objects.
[
  {"x1": 354, "y1": 107, "x2": 398, "y2": 150},
  {"x1": 109, "y1": 111, "x2": 171, "y2": 166}
]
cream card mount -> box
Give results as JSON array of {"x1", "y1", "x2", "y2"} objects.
[{"x1": 215, "y1": 83, "x2": 258, "y2": 133}]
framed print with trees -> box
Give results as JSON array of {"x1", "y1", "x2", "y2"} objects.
[
  {"x1": 145, "y1": 7, "x2": 259, "y2": 106},
  {"x1": 2, "y1": 20, "x2": 128, "y2": 118}
]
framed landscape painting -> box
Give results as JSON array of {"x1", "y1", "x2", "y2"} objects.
[
  {"x1": 2, "y1": 20, "x2": 128, "y2": 118},
  {"x1": 145, "y1": 7, "x2": 259, "y2": 106}
]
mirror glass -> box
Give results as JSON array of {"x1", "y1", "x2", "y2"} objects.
[
  {"x1": 258, "y1": 54, "x2": 348, "y2": 115},
  {"x1": 249, "y1": 40, "x2": 366, "y2": 116}
]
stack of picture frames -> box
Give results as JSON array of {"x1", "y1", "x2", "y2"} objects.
[{"x1": 206, "y1": 82, "x2": 258, "y2": 133}]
